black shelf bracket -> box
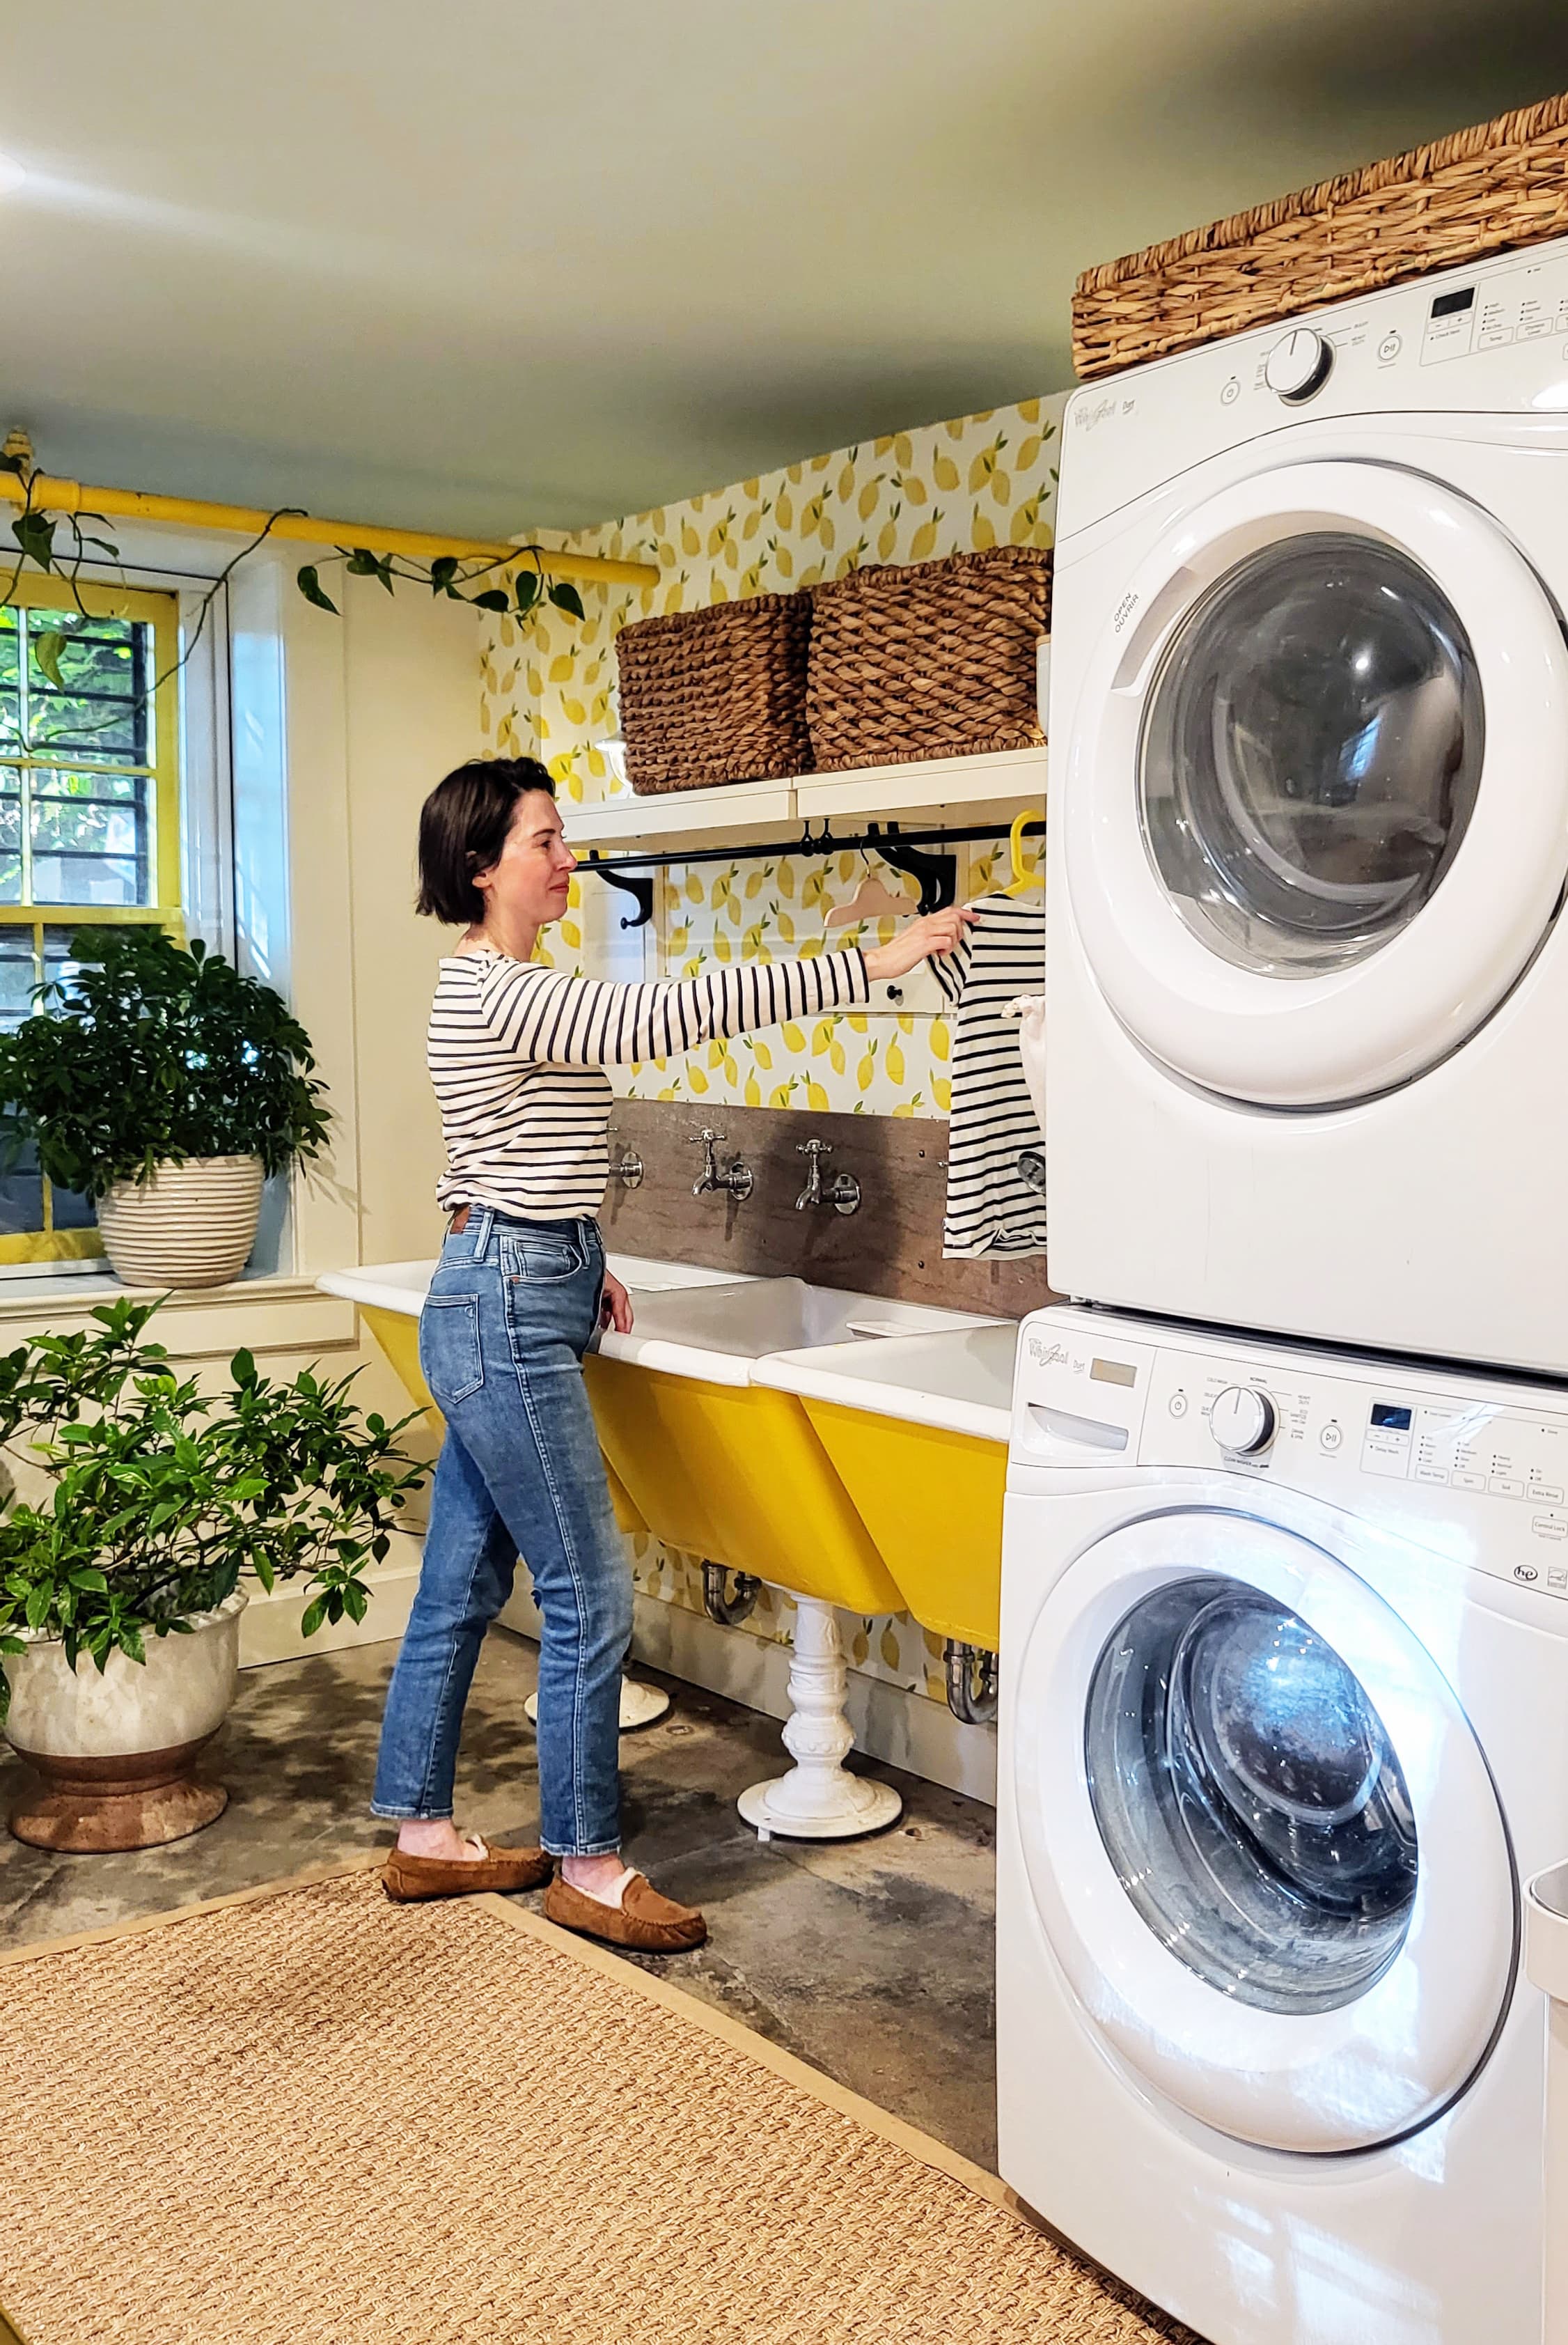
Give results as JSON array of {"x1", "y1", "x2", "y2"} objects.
[{"x1": 583, "y1": 856, "x2": 655, "y2": 930}]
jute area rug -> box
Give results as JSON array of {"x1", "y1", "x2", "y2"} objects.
[{"x1": 0, "y1": 1863, "x2": 1202, "y2": 2345}]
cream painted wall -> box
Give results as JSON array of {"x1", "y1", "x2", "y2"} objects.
[
  {"x1": 340, "y1": 577, "x2": 487, "y2": 1267},
  {"x1": 230, "y1": 550, "x2": 484, "y2": 1284},
  {"x1": 256, "y1": 552, "x2": 484, "y2": 1458}
]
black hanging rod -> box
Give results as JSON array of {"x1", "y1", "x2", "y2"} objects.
[
  {"x1": 579, "y1": 817, "x2": 1042, "y2": 875},
  {"x1": 578, "y1": 816, "x2": 1043, "y2": 928}
]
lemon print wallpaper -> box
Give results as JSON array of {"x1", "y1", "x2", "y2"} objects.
[{"x1": 479, "y1": 391, "x2": 1065, "y2": 1714}]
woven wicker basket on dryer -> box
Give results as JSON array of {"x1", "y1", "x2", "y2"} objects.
[
  {"x1": 1073, "y1": 92, "x2": 1568, "y2": 382},
  {"x1": 806, "y1": 545, "x2": 1052, "y2": 772},
  {"x1": 615, "y1": 592, "x2": 812, "y2": 795}
]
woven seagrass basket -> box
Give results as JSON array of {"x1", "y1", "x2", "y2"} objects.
[
  {"x1": 616, "y1": 593, "x2": 812, "y2": 795},
  {"x1": 1073, "y1": 92, "x2": 1568, "y2": 382},
  {"x1": 806, "y1": 546, "x2": 1052, "y2": 773}
]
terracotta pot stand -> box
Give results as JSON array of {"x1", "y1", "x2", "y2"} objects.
[{"x1": 7, "y1": 1736, "x2": 228, "y2": 1852}]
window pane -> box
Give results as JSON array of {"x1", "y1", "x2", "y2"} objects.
[
  {"x1": 0, "y1": 609, "x2": 18, "y2": 745},
  {"x1": 0, "y1": 1142, "x2": 44, "y2": 1238},
  {"x1": 0, "y1": 780, "x2": 19, "y2": 905},
  {"x1": 25, "y1": 611, "x2": 148, "y2": 761},
  {"x1": 36, "y1": 928, "x2": 98, "y2": 1229},
  {"x1": 0, "y1": 923, "x2": 97, "y2": 1027},
  {"x1": 41, "y1": 924, "x2": 86, "y2": 999},
  {"x1": 49, "y1": 1181, "x2": 95, "y2": 1231},
  {"x1": 31, "y1": 771, "x2": 148, "y2": 905},
  {"x1": 0, "y1": 927, "x2": 38, "y2": 1028}
]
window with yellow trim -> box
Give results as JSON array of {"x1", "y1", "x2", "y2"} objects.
[{"x1": 0, "y1": 571, "x2": 182, "y2": 1265}]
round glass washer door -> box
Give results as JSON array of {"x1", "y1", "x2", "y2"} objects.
[
  {"x1": 1012, "y1": 1507, "x2": 1516, "y2": 2153},
  {"x1": 1063, "y1": 460, "x2": 1568, "y2": 1105},
  {"x1": 1085, "y1": 1573, "x2": 1419, "y2": 2017}
]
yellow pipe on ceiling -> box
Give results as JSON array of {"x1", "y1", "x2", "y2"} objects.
[{"x1": 0, "y1": 472, "x2": 658, "y2": 588}]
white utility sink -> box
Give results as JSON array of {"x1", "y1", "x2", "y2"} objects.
[
  {"x1": 755, "y1": 1320, "x2": 1020, "y2": 1665},
  {"x1": 316, "y1": 1252, "x2": 753, "y2": 1318},
  {"x1": 754, "y1": 1319, "x2": 1019, "y2": 1439},
  {"x1": 596, "y1": 1275, "x2": 996, "y2": 1387}
]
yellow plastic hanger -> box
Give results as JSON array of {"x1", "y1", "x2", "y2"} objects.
[{"x1": 1003, "y1": 807, "x2": 1044, "y2": 896}]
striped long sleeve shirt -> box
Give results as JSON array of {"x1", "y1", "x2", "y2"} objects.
[
  {"x1": 430, "y1": 944, "x2": 871, "y2": 1221},
  {"x1": 930, "y1": 894, "x2": 1048, "y2": 1259}
]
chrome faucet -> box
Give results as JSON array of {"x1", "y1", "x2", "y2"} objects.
[
  {"x1": 795, "y1": 1137, "x2": 861, "y2": 1217},
  {"x1": 688, "y1": 1128, "x2": 754, "y2": 1203},
  {"x1": 607, "y1": 1125, "x2": 644, "y2": 1189}
]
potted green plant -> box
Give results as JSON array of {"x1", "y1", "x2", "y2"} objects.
[
  {"x1": 0, "y1": 1298, "x2": 421, "y2": 1851},
  {"x1": 0, "y1": 926, "x2": 330, "y2": 1289}
]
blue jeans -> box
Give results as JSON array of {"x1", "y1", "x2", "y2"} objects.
[{"x1": 371, "y1": 1207, "x2": 632, "y2": 1856}]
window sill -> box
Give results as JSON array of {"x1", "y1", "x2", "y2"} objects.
[{"x1": 0, "y1": 1270, "x2": 358, "y2": 1356}]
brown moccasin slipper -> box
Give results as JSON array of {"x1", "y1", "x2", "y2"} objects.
[
  {"x1": 543, "y1": 1869, "x2": 707, "y2": 1951},
  {"x1": 382, "y1": 1836, "x2": 553, "y2": 1903}
]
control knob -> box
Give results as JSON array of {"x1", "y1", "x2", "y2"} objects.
[
  {"x1": 1209, "y1": 1385, "x2": 1277, "y2": 1456},
  {"x1": 1263, "y1": 327, "x2": 1334, "y2": 403}
]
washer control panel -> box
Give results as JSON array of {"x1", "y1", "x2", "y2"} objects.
[{"x1": 1012, "y1": 1308, "x2": 1568, "y2": 1598}]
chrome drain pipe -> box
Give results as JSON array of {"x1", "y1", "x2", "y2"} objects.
[
  {"x1": 944, "y1": 1639, "x2": 999, "y2": 1724},
  {"x1": 703, "y1": 1561, "x2": 762, "y2": 1626}
]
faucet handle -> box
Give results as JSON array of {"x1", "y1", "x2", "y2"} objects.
[
  {"x1": 687, "y1": 1128, "x2": 726, "y2": 1144},
  {"x1": 796, "y1": 1137, "x2": 832, "y2": 1158}
]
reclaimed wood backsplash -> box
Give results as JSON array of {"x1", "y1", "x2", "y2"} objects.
[{"x1": 599, "y1": 1098, "x2": 1054, "y2": 1318}]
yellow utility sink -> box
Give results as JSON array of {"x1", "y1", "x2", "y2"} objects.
[
  {"x1": 754, "y1": 1321, "x2": 1019, "y2": 1653},
  {"x1": 587, "y1": 1277, "x2": 991, "y2": 1615},
  {"x1": 590, "y1": 1274, "x2": 998, "y2": 1842},
  {"x1": 317, "y1": 1256, "x2": 1003, "y2": 1838},
  {"x1": 315, "y1": 1254, "x2": 763, "y2": 1540}
]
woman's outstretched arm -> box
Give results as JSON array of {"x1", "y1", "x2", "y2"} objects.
[{"x1": 475, "y1": 908, "x2": 973, "y2": 1068}]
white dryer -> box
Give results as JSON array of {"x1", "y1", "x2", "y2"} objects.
[
  {"x1": 1046, "y1": 235, "x2": 1568, "y2": 1373},
  {"x1": 998, "y1": 1304, "x2": 1568, "y2": 2345}
]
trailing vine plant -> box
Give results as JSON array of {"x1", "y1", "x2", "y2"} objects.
[{"x1": 0, "y1": 432, "x2": 582, "y2": 719}]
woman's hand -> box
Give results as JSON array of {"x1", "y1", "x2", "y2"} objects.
[
  {"x1": 863, "y1": 904, "x2": 978, "y2": 983},
  {"x1": 599, "y1": 1270, "x2": 634, "y2": 1335}
]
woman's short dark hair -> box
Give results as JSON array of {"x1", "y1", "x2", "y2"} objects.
[{"x1": 415, "y1": 756, "x2": 556, "y2": 926}]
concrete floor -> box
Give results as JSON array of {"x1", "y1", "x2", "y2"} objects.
[{"x1": 0, "y1": 1628, "x2": 1001, "y2": 2170}]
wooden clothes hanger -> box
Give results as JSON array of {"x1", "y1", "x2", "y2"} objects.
[
  {"x1": 1002, "y1": 808, "x2": 1045, "y2": 898},
  {"x1": 824, "y1": 871, "x2": 915, "y2": 929}
]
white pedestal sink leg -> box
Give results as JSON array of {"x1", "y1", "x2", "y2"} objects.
[
  {"x1": 524, "y1": 1676, "x2": 671, "y2": 1732},
  {"x1": 738, "y1": 1595, "x2": 902, "y2": 1841}
]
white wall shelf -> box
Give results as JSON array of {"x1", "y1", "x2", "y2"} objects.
[
  {"x1": 563, "y1": 745, "x2": 1045, "y2": 857},
  {"x1": 565, "y1": 779, "x2": 799, "y2": 852},
  {"x1": 795, "y1": 745, "x2": 1046, "y2": 830}
]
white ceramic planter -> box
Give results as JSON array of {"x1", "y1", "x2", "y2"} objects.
[
  {"x1": 4, "y1": 1590, "x2": 246, "y2": 1851},
  {"x1": 95, "y1": 1154, "x2": 265, "y2": 1289}
]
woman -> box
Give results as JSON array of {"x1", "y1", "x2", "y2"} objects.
[{"x1": 374, "y1": 755, "x2": 974, "y2": 1951}]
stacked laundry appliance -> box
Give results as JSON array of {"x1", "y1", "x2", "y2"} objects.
[{"x1": 997, "y1": 231, "x2": 1568, "y2": 2345}]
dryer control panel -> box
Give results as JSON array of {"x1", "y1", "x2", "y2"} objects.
[
  {"x1": 1012, "y1": 1307, "x2": 1568, "y2": 1598},
  {"x1": 1059, "y1": 233, "x2": 1568, "y2": 540}
]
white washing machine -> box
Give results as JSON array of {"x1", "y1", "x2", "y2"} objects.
[
  {"x1": 998, "y1": 1303, "x2": 1568, "y2": 2345},
  {"x1": 1046, "y1": 234, "x2": 1568, "y2": 1374}
]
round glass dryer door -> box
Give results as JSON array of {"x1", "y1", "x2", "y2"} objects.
[
  {"x1": 1063, "y1": 460, "x2": 1568, "y2": 1105},
  {"x1": 1011, "y1": 1508, "x2": 1516, "y2": 2154},
  {"x1": 1140, "y1": 533, "x2": 1483, "y2": 980}
]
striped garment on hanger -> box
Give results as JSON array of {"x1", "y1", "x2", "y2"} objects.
[{"x1": 930, "y1": 894, "x2": 1047, "y2": 1259}]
